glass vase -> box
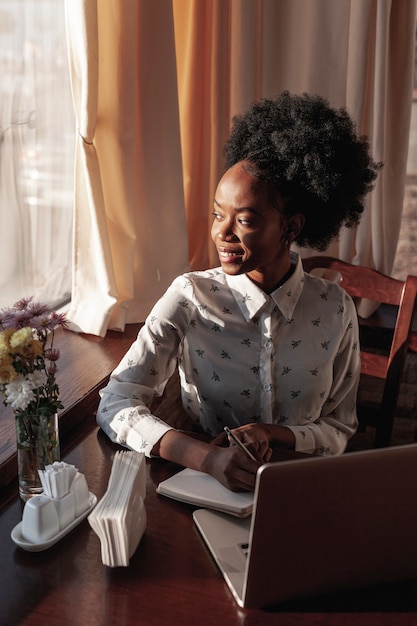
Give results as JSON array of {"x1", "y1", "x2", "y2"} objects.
[{"x1": 15, "y1": 412, "x2": 60, "y2": 502}]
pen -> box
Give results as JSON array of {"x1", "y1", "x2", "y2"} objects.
[{"x1": 224, "y1": 426, "x2": 258, "y2": 462}]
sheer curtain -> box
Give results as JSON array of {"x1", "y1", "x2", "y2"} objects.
[
  {"x1": 0, "y1": 1, "x2": 74, "y2": 309},
  {"x1": 65, "y1": 0, "x2": 416, "y2": 336}
]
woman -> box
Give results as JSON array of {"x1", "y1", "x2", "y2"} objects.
[{"x1": 97, "y1": 92, "x2": 380, "y2": 491}]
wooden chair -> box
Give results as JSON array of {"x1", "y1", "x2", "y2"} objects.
[{"x1": 302, "y1": 256, "x2": 417, "y2": 448}]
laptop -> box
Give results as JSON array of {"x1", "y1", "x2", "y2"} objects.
[{"x1": 193, "y1": 444, "x2": 417, "y2": 609}]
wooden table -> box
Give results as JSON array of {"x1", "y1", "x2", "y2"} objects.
[{"x1": 1, "y1": 416, "x2": 417, "y2": 626}]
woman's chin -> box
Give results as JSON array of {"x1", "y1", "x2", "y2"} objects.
[{"x1": 220, "y1": 260, "x2": 244, "y2": 275}]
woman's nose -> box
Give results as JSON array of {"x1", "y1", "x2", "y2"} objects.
[{"x1": 217, "y1": 221, "x2": 238, "y2": 242}]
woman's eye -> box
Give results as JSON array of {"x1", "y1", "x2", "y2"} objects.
[
  {"x1": 238, "y1": 218, "x2": 252, "y2": 226},
  {"x1": 212, "y1": 211, "x2": 223, "y2": 220}
]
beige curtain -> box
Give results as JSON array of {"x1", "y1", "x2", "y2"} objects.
[
  {"x1": 65, "y1": 0, "x2": 189, "y2": 336},
  {"x1": 65, "y1": 0, "x2": 416, "y2": 335}
]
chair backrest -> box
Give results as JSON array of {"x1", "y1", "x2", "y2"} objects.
[{"x1": 302, "y1": 256, "x2": 417, "y2": 447}]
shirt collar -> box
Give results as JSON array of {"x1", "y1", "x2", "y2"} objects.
[
  {"x1": 269, "y1": 252, "x2": 304, "y2": 322},
  {"x1": 225, "y1": 252, "x2": 304, "y2": 322}
]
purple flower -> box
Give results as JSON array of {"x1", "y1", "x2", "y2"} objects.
[
  {"x1": 8, "y1": 310, "x2": 33, "y2": 329},
  {"x1": 30, "y1": 314, "x2": 53, "y2": 331},
  {"x1": 27, "y1": 300, "x2": 50, "y2": 317},
  {"x1": 12, "y1": 297, "x2": 34, "y2": 311},
  {"x1": 45, "y1": 348, "x2": 60, "y2": 362},
  {"x1": 48, "y1": 311, "x2": 68, "y2": 329},
  {"x1": 0, "y1": 310, "x2": 13, "y2": 330},
  {"x1": 47, "y1": 362, "x2": 57, "y2": 375}
]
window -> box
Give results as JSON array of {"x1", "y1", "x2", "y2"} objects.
[{"x1": 0, "y1": 0, "x2": 75, "y2": 309}]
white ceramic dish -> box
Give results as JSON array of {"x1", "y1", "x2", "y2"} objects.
[{"x1": 11, "y1": 492, "x2": 97, "y2": 552}]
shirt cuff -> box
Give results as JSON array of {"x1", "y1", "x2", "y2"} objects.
[
  {"x1": 285, "y1": 425, "x2": 317, "y2": 455},
  {"x1": 109, "y1": 408, "x2": 174, "y2": 457}
]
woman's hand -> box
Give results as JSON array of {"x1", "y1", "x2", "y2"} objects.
[
  {"x1": 227, "y1": 424, "x2": 273, "y2": 462},
  {"x1": 201, "y1": 443, "x2": 261, "y2": 492},
  {"x1": 226, "y1": 423, "x2": 296, "y2": 456},
  {"x1": 212, "y1": 424, "x2": 273, "y2": 462},
  {"x1": 154, "y1": 429, "x2": 261, "y2": 492}
]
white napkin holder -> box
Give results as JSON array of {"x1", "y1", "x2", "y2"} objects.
[{"x1": 21, "y1": 462, "x2": 92, "y2": 544}]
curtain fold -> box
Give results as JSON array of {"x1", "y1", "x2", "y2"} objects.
[
  {"x1": 65, "y1": 0, "x2": 118, "y2": 335},
  {"x1": 65, "y1": 0, "x2": 189, "y2": 336},
  {"x1": 65, "y1": 0, "x2": 416, "y2": 335}
]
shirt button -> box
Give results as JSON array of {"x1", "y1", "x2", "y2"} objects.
[
  {"x1": 265, "y1": 339, "x2": 272, "y2": 348},
  {"x1": 264, "y1": 383, "x2": 272, "y2": 392}
]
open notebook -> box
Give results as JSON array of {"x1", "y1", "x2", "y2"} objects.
[
  {"x1": 156, "y1": 467, "x2": 254, "y2": 517},
  {"x1": 193, "y1": 444, "x2": 417, "y2": 609}
]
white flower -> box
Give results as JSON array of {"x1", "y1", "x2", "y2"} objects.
[
  {"x1": 27, "y1": 370, "x2": 47, "y2": 390},
  {"x1": 4, "y1": 375, "x2": 36, "y2": 411}
]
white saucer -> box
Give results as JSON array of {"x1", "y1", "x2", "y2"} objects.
[{"x1": 11, "y1": 492, "x2": 97, "y2": 552}]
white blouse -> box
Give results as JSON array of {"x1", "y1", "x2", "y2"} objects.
[{"x1": 97, "y1": 253, "x2": 360, "y2": 457}]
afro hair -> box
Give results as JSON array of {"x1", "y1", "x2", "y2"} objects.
[{"x1": 223, "y1": 92, "x2": 381, "y2": 251}]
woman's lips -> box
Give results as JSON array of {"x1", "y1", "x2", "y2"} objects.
[{"x1": 218, "y1": 247, "x2": 243, "y2": 264}]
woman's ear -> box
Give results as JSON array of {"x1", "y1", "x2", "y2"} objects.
[{"x1": 286, "y1": 215, "x2": 305, "y2": 241}]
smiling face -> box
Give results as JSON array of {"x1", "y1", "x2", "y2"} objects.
[{"x1": 211, "y1": 161, "x2": 303, "y2": 293}]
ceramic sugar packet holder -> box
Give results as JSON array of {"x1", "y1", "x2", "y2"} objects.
[{"x1": 11, "y1": 461, "x2": 96, "y2": 550}]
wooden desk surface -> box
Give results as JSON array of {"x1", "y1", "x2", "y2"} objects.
[{"x1": 1, "y1": 417, "x2": 417, "y2": 626}]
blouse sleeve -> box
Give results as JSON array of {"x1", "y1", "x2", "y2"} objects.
[{"x1": 96, "y1": 276, "x2": 191, "y2": 456}]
